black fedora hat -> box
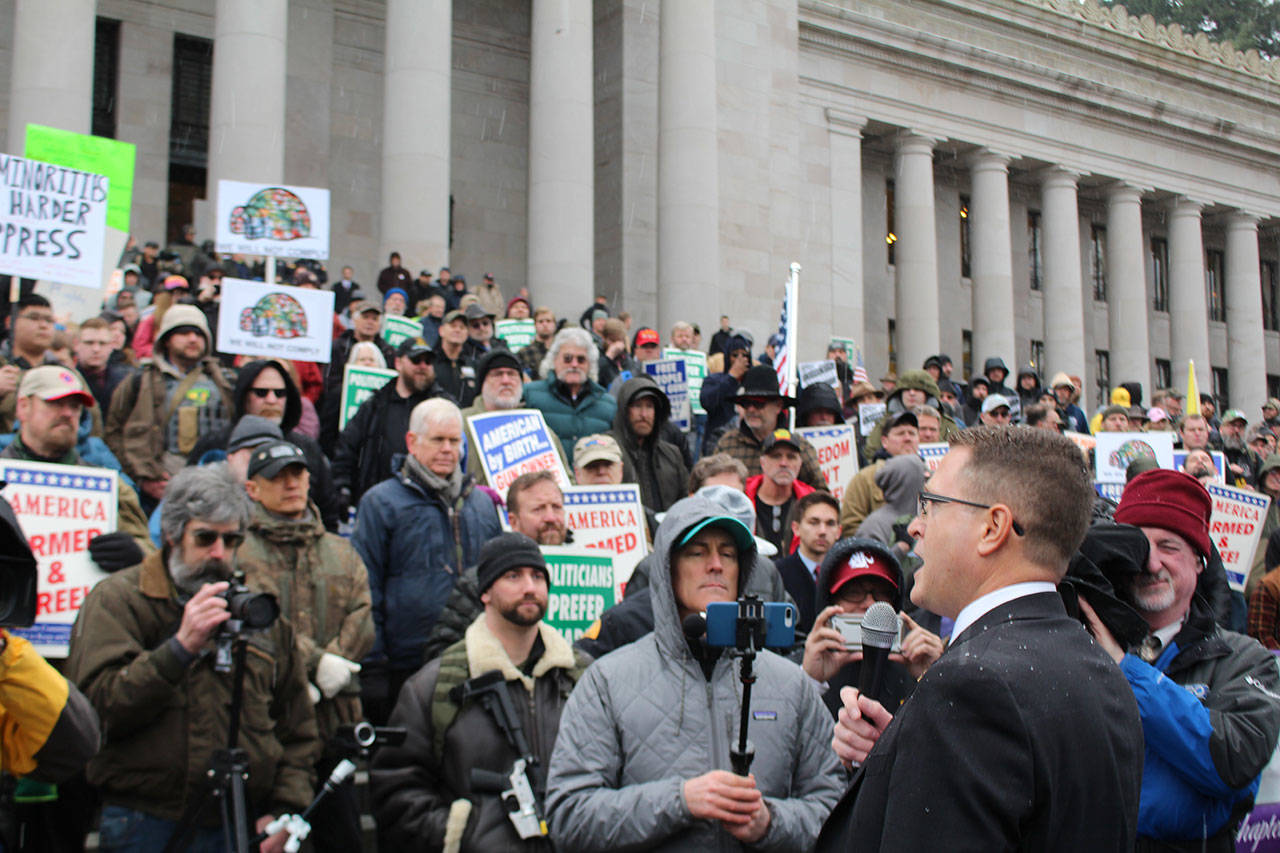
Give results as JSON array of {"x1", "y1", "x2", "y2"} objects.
[{"x1": 735, "y1": 365, "x2": 794, "y2": 405}]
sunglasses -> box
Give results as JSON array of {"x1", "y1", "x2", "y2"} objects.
[
  {"x1": 559, "y1": 354, "x2": 589, "y2": 364},
  {"x1": 190, "y1": 528, "x2": 246, "y2": 549},
  {"x1": 249, "y1": 387, "x2": 287, "y2": 399},
  {"x1": 407, "y1": 353, "x2": 433, "y2": 365}
]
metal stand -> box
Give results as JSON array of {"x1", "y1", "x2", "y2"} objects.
[
  {"x1": 731, "y1": 647, "x2": 757, "y2": 776},
  {"x1": 163, "y1": 636, "x2": 253, "y2": 853}
]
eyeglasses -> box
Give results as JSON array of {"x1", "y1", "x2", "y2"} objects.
[
  {"x1": 559, "y1": 354, "x2": 589, "y2": 365},
  {"x1": 468, "y1": 320, "x2": 492, "y2": 329},
  {"x1": 19, "y1": 312, "x2": 55, "y2": 324},
  {"x1": 190, "y1": 528, "x2": 246, "y2": 549},
  {"x1": 834, "y1": 580, "x2": 895, "y2": 605},
  {"x1": 249, "y1": 387, "x2": 287, "y2": 399},
  {"x1": 407, "y1": 353, "x2": 433, "y2": 365},
  {"x1": 986, "y1": 410, "x2": 1012, "y2": 420},
  {"x1": 917, "y1": 490, "x2": 1025, "y2": 536},
  {"x1": 739, "y1": 398, "x2": 768, "y2": 409}
]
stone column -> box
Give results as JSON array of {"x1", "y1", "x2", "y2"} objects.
[
  {"x1": 380, "y1": 0, "x2": 451, "y2": 273},
  {"x1": 1226, "y1": 213, "x2": 1267, "y2": 409},
  {"x1": 8, "y1": 0, "x2": 94, "y2": 151},
  {"x1": 1168, "y1": 199, "x2": 1212, "y2": 392},
  {"x1": 528, "y1": 0, "x2": 594, "y2": 318},
  {"x1": 657, "y1": 0, "x2": 718, "y2": 338},
  {"x1": 1105, "y1": 183, "x2": 1151, "y2": 392},
  {"x1": 207, "y1": 0, "x2": 288, "y2": 192},
  {"x1": 893, "y1": 132, "x2": 940, "y2": 372},
  {"x1": 827, "y1": 111, "x2": 866, "y2": 352},
  {"x1": 1039, "y1": 168, "x2": 1086, "y2": 380},
  {"x1": 968, "y1": 150, "x2": 1015, "y2": 372}
]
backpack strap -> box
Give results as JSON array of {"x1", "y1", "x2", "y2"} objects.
[{"x1": 429, "y1": 640, "x2": 471, "y2": 765}]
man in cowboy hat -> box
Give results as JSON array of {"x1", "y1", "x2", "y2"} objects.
[{"x1": 713, "y1": 365, "x2": 827, "y2": 490}]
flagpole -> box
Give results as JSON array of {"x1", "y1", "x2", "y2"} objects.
[{"x1": 787, "y1": 262, "x2": 801, "y2": 430}]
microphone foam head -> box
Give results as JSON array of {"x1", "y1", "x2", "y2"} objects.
[
  {"x1": 683, "y1": 613, "x2": 708, "y2": 639},
  {"x1": 860, "y1": 601, "x2": 900, "y2": 649}
]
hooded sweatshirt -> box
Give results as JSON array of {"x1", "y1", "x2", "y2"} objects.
[
  {"x1": 856, "y1": 454, "x2": 927, "y2": 546},
  {"x1": 546, "y1": 495, "x2": 843, "y2": 852},
  {"x1": 186, "y1": 360, "x2": 340, "y2": 530},
  {"x1": 610, "y1": 376, "x2": 689, "y2": 514}
]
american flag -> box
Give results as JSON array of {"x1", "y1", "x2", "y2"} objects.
[
  {"x1": 773, "y1": 287, "x2": 791, "y2": 394},
  {"x1": 853, "y1": 348, "x2": 869, "y2": 384}
]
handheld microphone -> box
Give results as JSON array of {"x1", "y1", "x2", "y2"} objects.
[
  {"x1": 857, "y1": 602, "x2": 900, "y2": 703},
  {"x1": 683, "y1": 613, "x2": 707, "y2": 640}
]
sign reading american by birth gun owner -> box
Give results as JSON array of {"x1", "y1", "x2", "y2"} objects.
[
  {"x1": 0, "y1": 460, "x2": 117, "y2": 657},
  {"x1": 466, "y1": 409, "x2": 571, "y2": 500},
  {"x1": 562, "y1": 484, "x2": 649, "y2": 598},
  {"x1": 540, "y1": 547, "x2": 616, "y2": 642}
]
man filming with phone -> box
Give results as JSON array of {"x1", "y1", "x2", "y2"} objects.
[
  {"x1": 801, "y1": 538, "x2": 943, "y2": 716},
  {"x1": 546, "y1": 494, "x2": 841, "y2": 851},
  {"x1": 67, "y1": 464, "x2": 319, "y2": 853}
]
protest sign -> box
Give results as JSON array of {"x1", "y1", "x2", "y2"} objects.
[
  {"x1": 1094, "y1": 482, "x2": 1124, "y2": 503},
  {"x1": 829, "y1": 336, "x2": 857, "y2": 363},
  {"x1": 858, "y1": 402, "x2": 886, "y2": 436},
  {"x1": 0, "y1": 152, "x2": 108, "y2": 289},
  {"x1": 1206, "y1": 483, "x2": 1270, "y2": 592},
  {"x1": 796, "y1": 424, "x2": 859, "y2": 501},
  {"x1": 1093, "y1": 431, "x2": 1175, "y2": 484},
  {"x1": 0, "y1": 460, "x2": 117, "y2": 657},
  {"x1": 25, "y1": 124, "x2": 135, "y2": 233},
  {"x1": 381, "y1": 314, "x2": 422, "y2": 349},
  {"x1": 664, "y1": 348, "x2": 708, "y2": 416},
  {"x1": 1173, "y1": 450, "x2": 1227, "y2": 481},
  {"x1": 339, "y1": 364, "x2": 397, "y2": 430},
  {"x1": 540, "y1": 546, "x2": 616, "y2": 641},
  {"x1": 918, "y1": 442, "x2": 949, "y2": 471},
  {"x1": 215, "y1": 179, "x2": 330, "y2": 259},
  {"x1": 466, "y1": 409, "x2": 571, "y2": 499},
  {"x1": 644, "y1": 358, "x2": 691, "y2": 431},
  {"x1": 496, "y1": 318, "x2": 535, "y2": 350},
  {"x1": 1064, "y1": 431, "x2": 1097, "y2": 455},
  {"x1": 798, "y1": 360, "x2": 840, "y2": 391},
  {"x1": 217, "y1": 278, "x2": 334, "y2": 363},
  {"x1": 562, "y1": 484, "x2": 649, "y2": 595}
]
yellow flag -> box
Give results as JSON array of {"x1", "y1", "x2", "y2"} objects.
[{"x1": 1186, "y1": 360, "x2": 1200, "y2": 416}]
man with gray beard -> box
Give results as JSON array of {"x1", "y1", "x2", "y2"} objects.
[
  {"x1": 1219, "y1": 409, "x2": 1263, "y2": 487},
  {"x1": 68, "y1": 464, "x2": 319, "y2": 853}
]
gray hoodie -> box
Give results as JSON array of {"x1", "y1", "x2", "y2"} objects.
[
  {"x1": 856, "y1": 454, "x2": 927, "y2": 546},
  {"x1": 546, "y1": 495, "x2": 843, "y2": 851}
]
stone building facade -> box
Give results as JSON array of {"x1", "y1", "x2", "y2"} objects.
[{"x1": 4, "y1": 0, "x2": 1280, "y2": 408}]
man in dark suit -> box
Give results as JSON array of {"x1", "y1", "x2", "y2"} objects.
[
  {"x1": 816, "y1": 426, "x2": 1144, "y2": 852},
  {"x1": 775, "y1": 490, "x2": 840, "y2": 631}
]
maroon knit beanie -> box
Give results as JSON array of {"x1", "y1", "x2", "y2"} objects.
[{"x1": 1114, "y1": 468, "x2": 1212, "y2": 558}]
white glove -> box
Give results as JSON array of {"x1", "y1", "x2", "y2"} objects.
[
  {"x1": 316, "y1": 653, "x2": 361, "y2": 699},
  {"x1": 307, "y1": 683, "x2": 322, "y2": 705}
]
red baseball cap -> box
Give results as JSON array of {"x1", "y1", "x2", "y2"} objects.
[
  {"x1": 828, "y1": 550, "x2": 899, "y2": 595},
  {"x1": 636, "y1": 328, "x2": 660, "y2": 347}
]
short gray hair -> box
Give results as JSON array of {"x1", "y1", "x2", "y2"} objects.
[
  {"x1": 541, "y1": 327, "x2": 599, "y2": 383},
  {"x1": 409, "y1": 397, "x2": 463, "y2": 435},
  {"x1": 160, "y1": 463, "x2": 252, "y2": 545}
]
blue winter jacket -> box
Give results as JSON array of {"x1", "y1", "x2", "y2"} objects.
[
  {"x1": 351, "y1": 464, "x2": 501, "y2": 671},
  {"x1": 522, "y1": 378, "x2": 616, "y2": 468}
]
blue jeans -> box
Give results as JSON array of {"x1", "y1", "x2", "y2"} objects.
[{"x1": 97, "y1": 804, "x2": 234, "y2": 853}]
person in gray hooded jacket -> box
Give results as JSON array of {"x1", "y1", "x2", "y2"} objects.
[{"x1": 546, "y1": 495, "x2": 843, "y2": 851}]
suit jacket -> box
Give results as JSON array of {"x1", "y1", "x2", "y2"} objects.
[
  {"x1": 775, "y1": 552, "x2": 818, "y2": 633},
  {"x1": 816, "y1": 591, "x2": 1144, "y2": 853}
]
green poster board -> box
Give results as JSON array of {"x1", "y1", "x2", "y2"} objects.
[
  {"x1": 495, "y1": 318, "x2": 535, "y2": 350},
  {"x1": 541, "y1": 549, "x2": 616, "y2": 642},
  {"x1": 663, "y1": 348, "x2": 708, "y2": 416},
  {"x1": 25, "y1": 124, "x2": 136, "y2": 233},
  {"x1": 339, "y1": 364, "x2": 397, "y2": 430},
  {"x1": 381, "y1": 314, "x2": 422, "y2": 349}
]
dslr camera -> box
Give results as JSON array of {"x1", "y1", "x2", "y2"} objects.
[{"x1": 220, "y1": 574, "x2": 279, "y2": 631}]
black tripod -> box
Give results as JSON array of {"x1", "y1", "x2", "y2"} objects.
[
  {"x1": 163, "y1": 632, "x2": 254, "y2": 853},
  {"x1": 730, "y1": 600, "x2": 764, "y2": 776}
]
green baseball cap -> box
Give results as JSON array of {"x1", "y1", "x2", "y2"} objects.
[{"x1": 677, "y1": 515, "x2": 755, "y2": 553}]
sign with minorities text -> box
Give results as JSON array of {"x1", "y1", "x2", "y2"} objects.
[
  {"x1": 0, "y1": 152, "x2": 108, "y2": 289},
  {"x1": 562, "y1": 484, "x2": 649, "y2": 596},
  {"x1": 339, "y1": 365, "x2": 397, "y2": 431},
  {"x1": 663, "y1": 348, "x2": 708, "y2": 416},
  {"x1": 644, "y1": 358, "x2": 691, "y2": 431},
  {"x1": 1206, "y1": 483, "x2": 1270, "y2": 593},
  {"x1": 796, "y1": 424, "x2": 859, "y2": 501},
  {"x1": 467, "y1": 409, "x2": 571, "y2": 500},
  {"x1": 215, "y1": 179, "x2": 330, "y2": 259},
  {"x1": 216, "y1": 278, "x2": 335, "y2": 363},
  {"x1": 0, "y1": 461, "x2": 118, "y2": 657},
  {"x1": 540, "y1": 547, "x2": 616, "y2": 642}
]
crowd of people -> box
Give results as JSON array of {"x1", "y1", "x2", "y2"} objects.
[{"x1": 0, "y1": 238, "x2": 1278, "y2": 852}]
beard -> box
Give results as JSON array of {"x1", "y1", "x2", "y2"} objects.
[
  {"x1": 499, "y1": 596, "x2": 546, "y2": 627},
  {"x1": 168, "y1": 545, "x2": 233, "y2": 597},
  {"x1": 533, "y1": 523, "x2": 567, "y2": 546},
  {"x1": 1130, "y1": 571, "x2": 1177, "y2": 614}
]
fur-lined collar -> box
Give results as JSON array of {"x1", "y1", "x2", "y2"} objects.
[{"x1": 464, "y1": 615, "x2": 576, "y2": 694}]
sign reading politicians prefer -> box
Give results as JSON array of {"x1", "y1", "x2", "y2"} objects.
[
  {"x1": 0, "y1": 460, "x2": 118, "y2": 657},
  {"x1": 339, "y1": 364, "x2": 397, "y2": 431},
  {"x1": 540, "y1": 547, "x2": 616, "y2": 642}
]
